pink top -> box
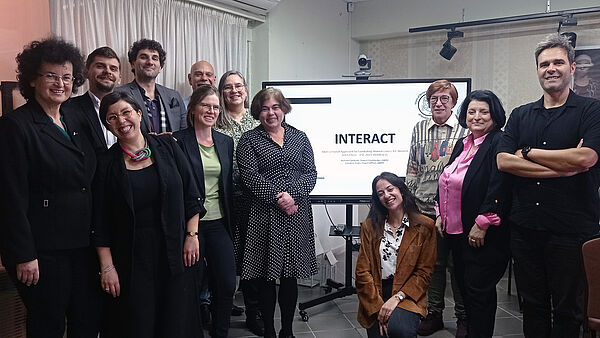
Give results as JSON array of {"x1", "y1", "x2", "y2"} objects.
[{"x1": 437, "y1": 133, "x2": 500, "y2": 234}]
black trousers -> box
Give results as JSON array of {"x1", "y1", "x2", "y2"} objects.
[
  {"x1": 7, "y1": 247, "x2": 102, "y2": 338},
  {"x1": 447, "y1": 228, "x2": 510, "y2": 338},
  {"x1": 511, "y1": 226, "x2": 587, "y2": 338},
  {"x1": 200, "y1": 218, "x2": 236, "y2": 338},
  {"x1": 257, "y1": 277, "x2": 298, "y2": 337}
]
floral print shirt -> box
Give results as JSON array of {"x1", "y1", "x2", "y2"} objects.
[
  {"x1": 214, "y1": 110, "x2": 259, "y2": 192},
  {"x1": 380, "y1": 216, "x2": 409, "y2": 280}
]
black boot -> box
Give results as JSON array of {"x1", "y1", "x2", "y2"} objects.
[{"x1": 246, "y1": 311, "x2": 265, "y2": 336}]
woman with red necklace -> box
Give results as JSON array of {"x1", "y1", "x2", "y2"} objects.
[{"x1": 92, "y1": 91, "x2": 205, "y2": 337}]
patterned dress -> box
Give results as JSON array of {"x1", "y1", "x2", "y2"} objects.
[{"x1": 236, "y1": 122, "x2": 318, "y2": 280}]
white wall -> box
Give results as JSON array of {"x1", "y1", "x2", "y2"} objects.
[
  {"x1": 352, "y1": 0, "x2": 600, "y2": 40},
  {"x1": 249, "y1": 0, "x2": 361, "y2": 95},
  {"x1": 249, "y1": 0, "x2": 363, "y2": 254}
]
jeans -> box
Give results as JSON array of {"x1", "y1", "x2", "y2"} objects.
[{"x1": 366, "y1": 279, "x2": 421, "y2": 338}]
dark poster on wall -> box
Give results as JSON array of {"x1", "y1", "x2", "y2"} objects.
[{"x1": 573, "y1": 47, "x2": 600, "y2": 101}]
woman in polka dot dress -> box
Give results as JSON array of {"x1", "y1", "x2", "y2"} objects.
[{"x1": 237, "y1": 87, "x2": 317, "y2": 338}]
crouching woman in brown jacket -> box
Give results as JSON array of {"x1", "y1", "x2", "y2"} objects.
[{"x1": 356, "y1": 172, "x2": 437, "y2": 338}]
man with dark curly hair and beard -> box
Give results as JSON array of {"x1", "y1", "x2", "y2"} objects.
[{"x1": 115, "y1": 38, "x2": 187, "y2": 133}]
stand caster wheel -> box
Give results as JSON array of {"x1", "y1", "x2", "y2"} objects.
[{"x1": 299, "y1": 310, "x2": 309, "y2": 322}]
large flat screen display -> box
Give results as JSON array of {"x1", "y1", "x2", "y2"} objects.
[{"x1": 264, "y1": 78, "x2": 471, "y2": 203}]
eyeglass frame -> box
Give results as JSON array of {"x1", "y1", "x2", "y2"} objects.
[
  {"x1": 37, "y1": 72, "x2": 74, "y2": 84},
  {"x1": 198, "y1": 103, "x2": 221, "y2": 112},
  {"x1": 222, "y1": 83, "x2": 245, "y2": 92},
  {"x1": 429, "y1": 95, "x2": 451, "y2": 105},
  {"x1": 106, "y1": 109, "x2": 135, "y2": 125}
]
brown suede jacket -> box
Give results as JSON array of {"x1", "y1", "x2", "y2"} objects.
[{"x1": 355, "y1": 213, "x2": 437, "y2": 328}]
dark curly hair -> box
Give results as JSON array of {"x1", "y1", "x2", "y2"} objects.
[
  {"x1": 127, "y1": 38, "x2": 166, "y2": 73},
  {"x1": 15, "y1": 37, "x2": 85, "y2": 100},
  {"x1": 367, "y1": 172, "x2": 420, "y2": 236}
]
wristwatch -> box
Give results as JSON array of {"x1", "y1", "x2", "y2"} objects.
[
  {"x1": 521, "y1": 146, "x2": 532, "y2": 160},
  {"x1": 185, "y1": 231, "x2": 199, "y2": 238},
  {"x1": 394, "y1": 292, "x2": 405, "y2": 302}
]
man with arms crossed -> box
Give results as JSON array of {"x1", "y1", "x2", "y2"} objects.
[
  {"x1": 406, "y1": 79, "x2": 469, "y2": 337},
  {"x1": 497, "y1": 33, "x2": 600, "y2": 338},
  {"x1": 116, "y1": 38, "x2": 187, "y2": 133},
  {"x1": 65, "y1": 46, "x2": 121, "y2": 150}
]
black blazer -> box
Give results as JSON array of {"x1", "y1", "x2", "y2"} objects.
[
  {"x1": 92, "y1": 134, "x2": 205, "y2": 277},
  {"x1": 0, "y1": 99, "x2": 97, "y2": 266},
  {"x1": 115, "y1": 81, "x2": 187, "y2": 133},
  {"x1": 63, "y1": 91, "x2": 108, "y2": 152},
  {"x1": 443, "y1": 130, "x2": 511, "y2": 260},
  {"x1": 173, "y1": 127, "x2": 234, "y2": 237}
]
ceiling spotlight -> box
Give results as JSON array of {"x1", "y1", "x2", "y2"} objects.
[
  {"x1": 558, "y1": 14, "x2": 577, "y2": 32},
  {"x1": 439, "y1": 28, "x2": 463, "y2": 60},
  {"x1": 440, "y1": 41, "x2": 457, "y2": 60}
]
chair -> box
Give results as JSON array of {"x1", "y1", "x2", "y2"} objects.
[
  {"x1": 582, "y1": 237, "x2": 600, "y2": 338},
  {"x1": 0, "y1": 257, "x2": 27, "y2": 338}
]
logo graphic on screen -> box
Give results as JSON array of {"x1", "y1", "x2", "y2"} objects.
[{"x1": 415, "y1": 91, "x2": 431, "y2": 119}]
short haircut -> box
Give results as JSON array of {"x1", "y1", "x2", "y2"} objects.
[
  {"x1": 535, "y1": 33, "x2": 575, "y2": 65},
  {"x1": 16, "y1": 37, "x2": 86, "y2": 100},
  {"x1": 458, "y1": 89, "x2": 506, "y2": 131},
  {"x1": 367, "y1": 172, "x2": 420, "y2": 236},
  {"x1": 426, "y1": 79, "x2": 458, "y2": 104},
  {"x1": 187, "y1": 84, "x2": 220, "y2": 126},
  {"x1": 249, "y1": 87, "x2": 292, "y2": 120},
  {"x1": 86, "y1": 46, "x2": 120, "y2": 69},
  {"x1": 99, "y1": 91, "x2": 143, "y2": 129},
  {"x1": 127, "y1": 38, "x2": 166, "y2": 71},
  {"x1": 216, "y1": 70, "x2": 249, "y2": 129}
]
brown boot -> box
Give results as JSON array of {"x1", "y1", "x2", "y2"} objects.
[{"x1": 417, "y1": 312, "x2": 444, "y2": 336}]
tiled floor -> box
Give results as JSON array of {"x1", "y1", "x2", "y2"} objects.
[{"x1": 222, "y1": 250, "x2": 527, "y2": 338}]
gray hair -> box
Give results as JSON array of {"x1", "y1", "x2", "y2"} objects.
[
  {"x1": 534, "y1": 33, "x2": 575, "y2": 65},
  {"x1": 216, "y1": 70, "x2": 249, "y2": 130}
]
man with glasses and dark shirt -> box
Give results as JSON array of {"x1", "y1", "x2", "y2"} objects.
[
  {"x1": 497, "y1": 33, "x2": 600, "y2": 338},
  {"x1": 115, "y1": 39, "x2": 187, "y2": 133}
]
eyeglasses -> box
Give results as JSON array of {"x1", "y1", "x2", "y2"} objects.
[
  {"x1": 429, "y1": 95, "x2": 451, "y2": 105},
  {"x1": 38, "y1": 72, "x2": 74, "y2": 84},
  {"x1": 106, "y1": 109, "x2": 133, "y2": 124},
  {"x1": 223, "y1": 83, "x2": 245, "y2": 92},
  {"x1": 199, "y1": 103, "x2": 220, "y2": 112}
]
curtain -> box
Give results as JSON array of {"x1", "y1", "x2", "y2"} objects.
[{"x1": 50, "y1": 0, "x2": 248, "y2": 98}]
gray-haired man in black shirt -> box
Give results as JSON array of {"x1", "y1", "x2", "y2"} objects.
[{"x1": 497, "y1": 33, "x2": 600, "y2": 338}]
